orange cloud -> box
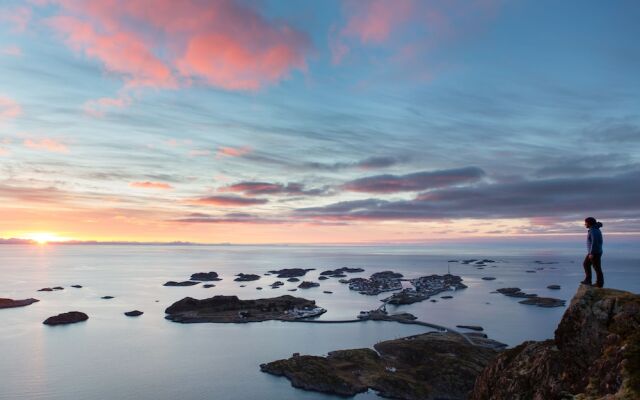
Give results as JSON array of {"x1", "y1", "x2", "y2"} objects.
[
  {"x1": 0, "y1": 96, "x2": 21, "y2": 121},
  {"x1": 41, "y1": 0, "x2": 310, "y2": 91},
  {"x1": 129, "y1": 181, "x2": 173, "y2": 190},
  {"x1": 216, "y1": 146, "x2": 252, "y2": 158},
  {"x1": 23, "y1": 138, "x2": 68, "y2": 153}
]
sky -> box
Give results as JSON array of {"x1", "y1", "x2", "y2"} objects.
[{"x1": 0, "y1": 0, "x2": 639, "y2": 244}]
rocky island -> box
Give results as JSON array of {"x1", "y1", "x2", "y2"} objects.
[
  {"x1": 234, "y1": 273, "x2": 261, "y2": 282},
  {"x1": 261, "y1": 331, "x2": 504, "y2": 399},
  {"x1": 268, "y1": 268, "x2": 315, "y2": 278},
  {"x1": 165, "y1": 295, "x2": 326, "y2": 323},
  {"x1": 190, "y1": 271, "x2": 222, "y2": 281},
  {"x1": 43, "y1": 311, "x2": 89, "y2": 325},
  {"x1": 0, "y1": 298, "x2": 39, "y2": 309}
]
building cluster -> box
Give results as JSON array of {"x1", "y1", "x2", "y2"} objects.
[
  {"x1": 346, "y1": 276, "x2": 403, "y2": 295},
  {"x1": 283, "y1": 306, "x2": 327, "y2": 319}
]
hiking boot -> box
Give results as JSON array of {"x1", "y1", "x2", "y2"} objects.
[{"x1": 580, "y1": 280, "x2": 592, "y2": 286}]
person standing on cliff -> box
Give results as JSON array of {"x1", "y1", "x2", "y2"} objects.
[{"x1": 581, "y1": 217, "x2": 604, "y2": 288}]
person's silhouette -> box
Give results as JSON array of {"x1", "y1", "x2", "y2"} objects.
[{"x1": 581, "y1": 217, "x2": 604, "y2": 288}]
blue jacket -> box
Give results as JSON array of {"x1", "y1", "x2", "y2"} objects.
[{"x1": 587, "y1": 226, "x2": 603, "y2": 255}]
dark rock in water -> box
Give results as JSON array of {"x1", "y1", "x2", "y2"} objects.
[
  {"x1": 234, "y1": 273, "x2": 260, "y2": 282},
  {"x1": 240, "y1": 285, "x2": 246, "y2": 287},
  {"x1": 203, "y1": 284, "x2": 216, "y2": 288},
  {"x1": 371, "y1": 271, "x2": 403, "y2": 280},
  {"x1": 470, "y1": 286, "x2": 639, "y2": 400},
  {"x1": 495, "y1": 288, "x2": 537, "y2": 299},
  {"x1": 518, "y1": 297, "x2": 565, "y2": 308},
  {"x1": 190, "y1": 271, "x2": 222, "y2": 281},
  {"x1": 457, "y1": 325, "x2": 484, "y2": 331},
  {"x1": 268, "y1": 268, "x2": 315, "y2": 278},
  {"x1": 288, "y1": 288, "x2": 298, "y2": 292},
  {"x1": 329, "y1": 274, "x2": 347, "y2": 278},
  {"x1": 52, "y1": 286, "x2": 64, "y2": 290},
  {"x1": 164, "y1": 281, "x2": 199, "y2": 287},
  {"x1": 71, "y1": 285, "x2": 82, "y2": 288},
  {"x1": 0, "y1": 298, "x2": 39, "y2": 309},
  {"x1": 270, "y1": 281, "x2": 285, "y2": 287},
  {"x1": 482, "y1": 277, "x2": 496, "y2": 281},
  {"x1": 298, "y1": 281, "x2": 320, "y2": 289},
  {"x1": 124, "y1": 310, "x2": 143, "y2": 317},
  {"x1": 165, "y1": 294, "x2": 320, "y2": 323},
  {"x1": 256, "y1": 287, "x2": 263, "y2": 290},
  {"x1": 318, "y1": 276, "x2": 329, "y2": 281},
  {"x1": 430, "y1": 299, "x2": 437, "y2": 303},
  {"x1": 547, "y1": 285, "x2": 561, "y2": 290},
  {"x1": 101, "y1": 296, "x2": 115, "y2": 299},
  {"x1": 287, "y1": 277, "x2": 300, "y2": 282},
  {"x1": 441, "y1": 295, "x2": 453, "y2": 299},
  {"x1": 43, "y1": 311, "x2": 88, "y2": 325},
  {"x1": 525, "y1": 270, "x2": 536, "y2": 273},
  {"x1": 37, "y1": 288, "x2": 53, "y2": 292},
  {"x1": 261, "y1": 331, "x2": 501, "y2": 399},
  {"x1": 323, "y1": 291, "x2": 333, "y2": 294},
  {"x1": 320, "y1": 267, "x2": 365, "y2": 276}
]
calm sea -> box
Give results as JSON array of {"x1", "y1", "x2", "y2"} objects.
[{"x1": 1, "y1": 242, "x2": 638, "y2": 399}]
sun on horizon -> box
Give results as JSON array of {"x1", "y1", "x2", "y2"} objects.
[{"x1": 20, "y1": 233, "x2": 71, "y2": 245}]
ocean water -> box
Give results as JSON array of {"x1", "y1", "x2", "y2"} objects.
[{"x1": 1, "y1": 242, "x2": 638, "y2": 400}]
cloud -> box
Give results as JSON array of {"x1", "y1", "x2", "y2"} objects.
[
  {"x1": 216, "y1": 145, "x2": 252, "y2": 158},
  {"x1": 1, "y1": 45, "x2": 22, "y2": 57},
  {"x1": 173, "y1": 212, "x2": 284, "y2": 224},
  {"x1": 304, "y1": 155, "x2": 405, "y2": 171},
  {"x1": 0, "y1": 96, "x2": 21, "y2": 121},
  {"x1": 333, "y1": 0, "x2": 501, "y2": 68},
  {"x1": 190, "y1": 195, "x2": 268, "y2": 207},
  {"x1": 342, "y1": 167, "x2": 485, "y2": 193},
  {"x1": 84, "y1": 95, "x2": 132, "y2": 117},
  {"x1": 23, "y1": 138, "x2": 69, "y2": 153},
  {"x1": 1, "y1": 6, "x2": 31, "y2": 32},
  {"x1": 297, "y1": 169, "x2": 640, "y2": 222},
  {"x1": 341, "y1": 0, "x2": 416, "y2": 44},
  {"x1": 129, "y1": 181, "x2": 173, "y2": 190},
  {"x1": 220, "y1": 181, "x2": 327, "y2": 196},
  {"x1": 41, "y1": 0, "x2": 310, "y2": 91}
]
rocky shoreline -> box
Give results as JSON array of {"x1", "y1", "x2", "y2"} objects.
[{"x1": 261, "y1": 331, "x2": 504, "y2": 399}]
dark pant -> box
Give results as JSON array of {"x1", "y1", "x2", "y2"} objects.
[{"x1": 583, "y1": 253, "x2": 603, "y2": 287}]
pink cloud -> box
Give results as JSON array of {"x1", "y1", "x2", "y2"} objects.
[
  {"x1": 129, "y1": 181, "x2": 173, "y2": 190},
  {"x1": 342, "y1": 0, "x2": 416, "y2": 44},
  {"x1": 2, "y1": 45, "x2": 23, "y2": 57},
  {"x1": 191, "y1": 195, "x2": 268, "y2": 207},
  {"x1": 0, "y1": 96, "x2": 21, "y2": 121},
  {"x1": 83, "y1": 95, "x2": 132, "y2": 117},
  {"x1": 40, "y1": 0, "x2": 310, "y2": 91},
  {"x1": 189, "y1": 149, "x2": 211, "y2": 157},
  {"x1": 23, "y1": 138, "x2": 69, "y2": 153},
  {"x1": 216, "y1": 145, "x2": 252, "y2": 158},
  {"x1": 1, "y1": 6, "x2": 31, "y2": 32},
  {"x1": 335, "y1": 0, "x2": 501, "y2": 65}
]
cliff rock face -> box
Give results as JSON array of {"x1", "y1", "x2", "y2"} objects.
[{"x1": 471, "y1": 285, "x2": 640, "y2": 400}]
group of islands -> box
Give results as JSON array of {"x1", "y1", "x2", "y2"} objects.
[{"x1": 2, "y1": 260, "x2": 619, "y2": 400}]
